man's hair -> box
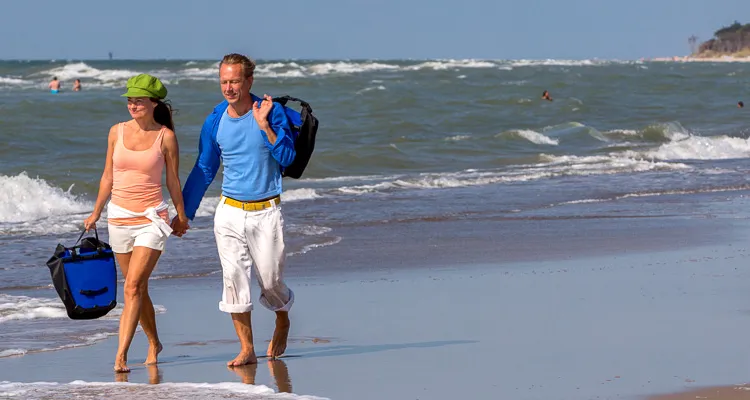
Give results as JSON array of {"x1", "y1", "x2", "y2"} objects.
[{"x1": 220, "y1": 53, "x2": 256, "y2": 78}]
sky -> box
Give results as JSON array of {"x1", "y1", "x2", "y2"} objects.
[{"x1": 1, "y1": 0, "x2": 748, "y2": 60}]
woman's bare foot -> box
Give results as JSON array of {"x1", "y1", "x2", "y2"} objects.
[
  {"x1": 267, "y1": 312, "x2": 290, "y2": 359},
  {"x1": 144, "y1": 342, "x2": 163, "y2": 365},
  {"x1": 114, "y1": 354, "x2": 130, "y2": 373},
  {"x1": 227, "y1": 350, "x2": 257, "y2": 367}
]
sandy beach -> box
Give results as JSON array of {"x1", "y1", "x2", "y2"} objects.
[{"x1": 2, "y1": 189, "x2": 750, "y2": 399}]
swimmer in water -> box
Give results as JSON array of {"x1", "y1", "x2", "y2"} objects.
[{"x1": 49, "y1": 77, "x2": 61, "y2": 94}]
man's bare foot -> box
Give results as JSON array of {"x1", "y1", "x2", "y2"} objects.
[
  {"x1": 227, "y1": 350, "x2": 257, "y2": 367},
  {"x1": 267, "y1": 312, "x2": 290, "y2": 358},
  {"x1": 114, "y1": 354, "x2": 130, "y2": 373},
  {"x1": 144, "y1": 342, "x2": 163, "y2": 365}
]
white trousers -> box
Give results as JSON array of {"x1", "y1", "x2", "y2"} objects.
[{"x1": 214, "y1": 196, "x2": 294, "y2": 314}]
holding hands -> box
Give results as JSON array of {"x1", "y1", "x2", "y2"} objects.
[{"x1": 170, "y1": 215, "x2": 190, "y2": 237}]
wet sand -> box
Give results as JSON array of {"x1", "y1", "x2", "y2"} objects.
[{"x1": 3, "y1": 193, "x2": 750, "y2": 399}]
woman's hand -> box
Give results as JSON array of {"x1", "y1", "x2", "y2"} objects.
[
  {"x1": 170, "y1": 215, "x2": 190, "y2": 237},
  {"x1": 84, "y1": 212, "x2": 101, "y2": 231}
]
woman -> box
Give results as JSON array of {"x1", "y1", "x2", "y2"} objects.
[{"x1": 84, "y1": 73, "x2": 190, "y2": 373}]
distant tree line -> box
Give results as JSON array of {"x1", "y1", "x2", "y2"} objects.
[{"x1": 696, "y1": 21, "x2": 750, "y2": 56}]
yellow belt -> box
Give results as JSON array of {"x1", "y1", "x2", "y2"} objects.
[{"x1": 223, "y1": 196, "x2": 280, "y2": 211}]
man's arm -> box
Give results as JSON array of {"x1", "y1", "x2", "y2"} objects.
[
  {"x1": 260, "y1": 102, "x2": 296, "y2": 168},
  {"x1": 182, "y1": 115, "x2": 222, "y2": 220}
]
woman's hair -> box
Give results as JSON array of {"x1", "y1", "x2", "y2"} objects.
[{"x1": 151, "y1": 99, "x2": 174, "y2": 131}]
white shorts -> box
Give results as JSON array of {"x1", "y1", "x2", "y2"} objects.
[{"x1": 108, "y1": 223, "x2": 167, "y2": 253}]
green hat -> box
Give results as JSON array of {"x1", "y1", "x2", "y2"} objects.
[{"x1": 121, "y1": 74, "x2": 167, "y2": 99}]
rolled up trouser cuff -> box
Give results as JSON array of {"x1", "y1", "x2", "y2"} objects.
[
  {"x1": 259, "y1": 289, "x2": 294, "y2": 312},
  {"x1": 218, "y1": 301, "x2": 254, "y2": 314}
]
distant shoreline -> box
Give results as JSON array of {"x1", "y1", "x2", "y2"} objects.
[{"x1": 649, "y1": 54, "x2": 750, "y2": 63}]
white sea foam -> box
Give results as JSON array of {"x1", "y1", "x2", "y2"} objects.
[
  {"x1": 0, "y1": 381, "x2": 327, "y2": 400},
  {"x1": 605, "y1": 129, "x2": 639, "y2": 136},
  {"x1": 637, "y1": 135, "x2": 750, "y2": 160},
  {"x1": 0, "y1": 173, "x2": 92, "y2": 235},
  {"x1": 189, "y1": 190, "x2": 319, "y2": 219},
  {"x1": 557, "y1": 185, "x2": 750, "y2": 207},
  {"x1": 34, "y1": 62, "x2": 138, "y2": 87},
  {"x1": 0, "y1": 294, "x2": 167, "y2": 359},
  {"x1": 445, "y1": 134, "x2": 471, "y2": 141},
  {"x1": 332, "y1": 155, "x2": 690, "y2": 195},
  {"x1": 0, "y1": 59, "x2": 634, "y2": 91},
  {"x1": 512, "y1": 130, "x2": 559, "y2": 145},
  {"x1": 0, "y1": 294, "x2": 66, "y2": 323},
  {"x1": 509, "y1": 59, "x2": 602, "y2": 67},
  {"x1": 405, "y1": 59, "x2": 497, "y2": 70},
  {"x1": 289, "y1": 237, "x2": 343, "y2": 257},
  {"x1": 355, "y1": 85, "x2": 386, "y2": 94},
  {"x1": 287, "y1": 224, "x2": 332, "y2": 236},
  {"x1": 305, "y1": 61, "x2": 400, "y2": 75},
  {"x1": 0, "y1": 76, "x2": 30, "y2": 86},
  {"x1": 0, "y1": 294, "x2": 166, "y2": 324},
  {"x1": 282, "y1": 188, "x2": 320, "y2": 202}
]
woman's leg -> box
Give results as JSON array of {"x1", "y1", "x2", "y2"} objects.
[
  {"x1": 115, "y1": 252, "x2": 162, "y2": 366},
  {"x1": 114, "y1": 246, "x2": 162, "y2": 372}
]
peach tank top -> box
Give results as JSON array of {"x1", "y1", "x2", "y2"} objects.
[{"x1": 109, "y1": 123, "x2": 169, "y2": 226}]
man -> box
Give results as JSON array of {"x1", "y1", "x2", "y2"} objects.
[
  {"x1": 48, "y1": 76, "x2": 61, "y2": 93},
  {"x1": 179, "y1": 53, "x2": 296, "y2": 366}
]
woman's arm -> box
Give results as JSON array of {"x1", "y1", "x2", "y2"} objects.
[
  {"x1": 84, "y1": 125, "x2": 117, "y2": 231},
  {"x1": 162, "y1": 129, "x2": 189, "y2": 235}
]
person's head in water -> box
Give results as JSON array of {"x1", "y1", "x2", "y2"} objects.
[
  {"x1": 739, "y1": 101, "x2": 744, "y2": 108},
  {"x1": 542, "y1": 90, "x2": 553, "y2": 101},
  {"x1": 122, "y1": 74, "x2": 174, "y2": 131}
]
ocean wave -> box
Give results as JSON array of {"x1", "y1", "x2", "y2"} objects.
[
  {"x1": 355, "y1": 85, "x2": 386, "y2": 95},
  {"x1": 0, "y1": 293, "x2": 167, "y2": 359},
  {"x1": 636, "y1": 135, "x2": 750, "y2": 160},
  {"x1": 557, "y1": 184, "x2": 750, "y2": 206},
  {"x1": 0, "y1": 293, "x2": 166, "y2": 324},
  {"x1": 332, "y1": 155, "x2": 690, "y2": 195},
  {"x1": 0, "y1": 381, "x2": 327, "y2": 400},
  {"x1": 498, "y1": 130, "x2": 559, "y2": 146},
  {"x1": 0, "y1": 173, "x2": 92, "y2": 235},
  {"x1": 0, "y1": 59, "x2": 640, "y2": 90}
]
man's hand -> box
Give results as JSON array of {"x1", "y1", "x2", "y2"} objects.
[
  {"x1": 170, "y1": 215, "x2": 190, "y2": 237},
  {"x1": 252, "y1": 94, "x2": 274, "y2": 130}
]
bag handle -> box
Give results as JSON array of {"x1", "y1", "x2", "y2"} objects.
[
  {"x1": 74, "y1": 226, "x2": 99, "y2": 246},
  {"x1": 272, "y1": 95, "x2": 313, "y2": 112}
]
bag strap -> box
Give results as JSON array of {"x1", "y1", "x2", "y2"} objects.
[
  {"x1": 75, "y1": 226, "x2": 99, "y2": 246},
  {"x1": 272, "y1": 95, "x2": 313, "y2": 112}
]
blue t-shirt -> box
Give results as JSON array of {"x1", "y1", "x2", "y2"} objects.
[{"x1": 182, "y1": 95, "x2": 296, "y2": 219}]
